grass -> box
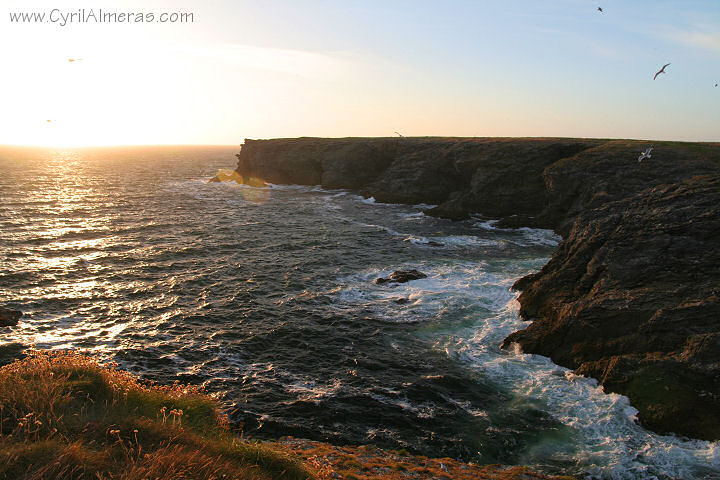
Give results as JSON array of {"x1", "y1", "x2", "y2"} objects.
[
  {"x1": 0, "y1": 350, "x2": 314, "y2": 480},
  {"x1": 268, "y1": 438, "x2": 576, "y2": 480}
]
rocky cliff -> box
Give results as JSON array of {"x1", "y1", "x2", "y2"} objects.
[{"x1": 235, "y1": 137, "x2": 720, "y2": 440}]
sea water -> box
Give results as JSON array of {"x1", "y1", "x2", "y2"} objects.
[{"x1": 0, "y1": 146, "x2": 717, "y2": 479}]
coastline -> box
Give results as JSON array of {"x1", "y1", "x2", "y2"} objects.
[{"x1": 234, "y1": 136, "x2": 720, "y2": 441}]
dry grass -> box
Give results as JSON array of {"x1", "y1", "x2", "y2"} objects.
[
  {"x1": 266, "y1": 437, "x2": 577, "y2": 480},
  {"x1": 0, "y1": 350, "x2": 314, "y2": 480}
]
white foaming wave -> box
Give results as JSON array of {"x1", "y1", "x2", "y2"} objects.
[
  {"x1": 318, "y1": 193, "x2": 541, "y2": 250},
  {"x1": 439, "y1": 393, "x2": 489, "y2": 418},
  {"x1": 331, "y1": 261, "x2": 518, "y2": 324},
  {"x1": 401, "y1": 234, "x2": 505, "y2": 248},
  {"x1": 357, "y1": 195, "x2": 399, "y2": 207},
  {"x1": 332, "y1": 257, "x2": 720, "y2": 478},
  {"x1": 359, "y1": 222, "x2": 406, "y2": 237},
  {"x1": 357, "y1": 223, "x2": 508, "y2": 250},
  {"x1": 396, "y1": 212, "x2": 426, "y2": 220},
  {"x1": 449, "y1": 300, "x2": 720, "y2": 479},
  {"x1": 511, "y1": 227, "x2": 562, "y2": 247},
  {"x1": 473, "y1": 219, "x2": 562, "y2": 248},
  {"x1": 369, "y1": 393, "x2": 436, "y2": 419},
  {"x1": 284, "y1": 377, "x2": 345, "y2": 404},
  {"x1": 237, "y1": 362, "x2": 347, "y2": 405},
  {"x1": 434, "y1": 235, "x2": 506, "y2": 248},
  {"x1": 474, "y1": 219, "x2": 502, "y2": 230}
]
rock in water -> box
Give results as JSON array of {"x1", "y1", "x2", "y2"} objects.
[
  {"x1": 0, "y1": 306, "x2": 22, "y2": 327},
  {"x1": 376, "y1": 270, "x2": 428, "y2": 285}
]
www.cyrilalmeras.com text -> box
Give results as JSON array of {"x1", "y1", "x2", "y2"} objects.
[{"x1": 9, "y1": 9, "x2": 194, "y2": 26}]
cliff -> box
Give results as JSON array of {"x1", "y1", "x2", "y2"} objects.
[{"x1": 235, "y1": 137, "x2": 720, "y2": 441}]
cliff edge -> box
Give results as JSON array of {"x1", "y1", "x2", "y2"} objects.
[{"x1": 235, "y1": 137, "x2": 720, "y2": 440}]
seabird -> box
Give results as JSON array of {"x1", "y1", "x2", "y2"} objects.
[
  {"x1": 653, "y1": 63, "x2": 670, "y2": 80},
  {"x1": 598, "y1": 7, "x2": 603, "y2": 12},
  {"x1": 638, "y1": 146, "x2": 653, "y2": 162}
]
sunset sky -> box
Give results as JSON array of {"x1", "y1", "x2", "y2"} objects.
[{"x1": 1, "y1": 0, "x2": 719, "y2": 146}]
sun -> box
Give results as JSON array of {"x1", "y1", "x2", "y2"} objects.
[{"x1": 0, "y1": 14, "x2": 200, "y2": 147}]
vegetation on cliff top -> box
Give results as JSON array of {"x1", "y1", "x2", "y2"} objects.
[{"x1": 0, "y1": 350, "x2": 312, "y2": 480}]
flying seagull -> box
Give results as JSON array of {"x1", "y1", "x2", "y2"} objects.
[
  {"x1": 638, "y1": 146, "x2": 653, "y2": 162},
  {"x1": 653, "y1": 63, "x2": 670, "y2": 80}
]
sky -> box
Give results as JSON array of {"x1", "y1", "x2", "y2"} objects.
[{"x1": 0, "y1": 0, "x2": 718, "y2": 146}]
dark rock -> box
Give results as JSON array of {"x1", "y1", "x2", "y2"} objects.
[
  {"x1": 504, "y1": 174, "x2": 720, "y2": 439},
  {"x1": 236, "y1": 137, "x2": 601, "y2": 218},
  {"x1": 376, "y1": 270, "x2": 428, "y2": 285},
  {"x1": 393, "y1": 297, "x2": 410, "y2": 304},
  {"x1": 0, "y1": 306, "x2": 22, "y2": 327},
  {"x1": 427, "y1": 139, "x2": 598, "y2": 220},
  {"x1": 236, "y1": 138, "x2": 397, "y2": 189},
  {"x1": 536, "y1": 141, "x2": 720, "y2": 236}
]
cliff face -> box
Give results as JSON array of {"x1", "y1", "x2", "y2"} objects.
[
  {"x1": 236, "y1": 137, "x2": 602, "y2": 221},
  {"x1": 235, "y1": 137, "x2": 720, "y2": 440},
  {"x1": 504, "y1": 174, "x2": 720, "y2": 438}
]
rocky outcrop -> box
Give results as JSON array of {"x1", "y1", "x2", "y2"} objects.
[
  {"x1": 504, "y1": 174, "x2": 720, "y2": 439},
  {"x1": 236, "y1": 137, "x2": 601, "y2": 220},
  {"x1": 376, "y1": 270, "x2": 428, "y2": 285},
  {"x1": 235, "y1": 137, "x2": 720, "y2": 440},
  {"x1": 536, "y1": 141, "x2": 720, "y2": 236}
]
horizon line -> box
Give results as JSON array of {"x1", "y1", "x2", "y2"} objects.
[{"x1": 1, "y1": 135, "x2": 719, "y2": 149}]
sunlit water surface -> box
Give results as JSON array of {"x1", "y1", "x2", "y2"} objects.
[{"x1": 0, "y1": 146, "x2": 717, "y2": 479}]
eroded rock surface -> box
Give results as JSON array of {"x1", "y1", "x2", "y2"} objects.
[
  {"x1": 504, "y1": 174, "x2": 720, "y2": 439},
  {"x1": 376, "y1": 270, "x2": 428, "y2": 285}
]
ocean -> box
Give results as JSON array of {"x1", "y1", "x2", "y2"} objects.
[{"x1": 0, "y1": 146, "x2": 717, "y2": 479}]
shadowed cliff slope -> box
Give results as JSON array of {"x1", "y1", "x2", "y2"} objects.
[{"x1": 235, "y1": 137, "x2": 720, "y2": 441}]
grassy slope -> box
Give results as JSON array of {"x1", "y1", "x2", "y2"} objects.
[{"x1": 0, "y1": 350, "x2": 313, "y2": 480}]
